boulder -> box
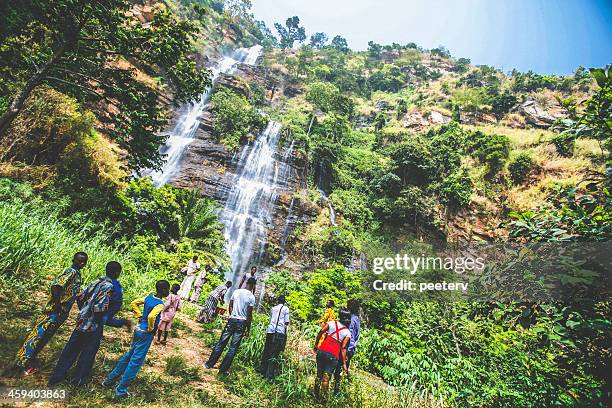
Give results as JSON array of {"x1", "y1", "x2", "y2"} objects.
[
  {"x1": 428, "y1": 110, "x2": 451, "y2": 125},
  {"x1": 518, "y1": 99, "x2": 556, "y2": 128},
  {"x1": 375, "y1": 100, "x2": 392, "y2": 111}
]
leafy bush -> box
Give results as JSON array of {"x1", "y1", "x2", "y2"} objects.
[
  {"x1": 210, "y1": 87, "x2": 266, "y2": 150},
  {"x1": 508, "y1": 152, "x2": 535, "y2": 183},
  {"x1": 551, "y1": 132, "x2": 576, "y2": 157},
  {"x1": 468, "y1": 131, "x2": 510, "y2": 175},
  {"x1": 436, "y1": 168, "x2": 472, "y2": 209}
]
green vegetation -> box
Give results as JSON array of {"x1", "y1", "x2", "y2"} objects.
[
  {"x1": 210, "y1": 87, "x2": 267, "y2": 150},
  {"x1": 0, "y1": 0, "x2": 610, "y2": 407}
]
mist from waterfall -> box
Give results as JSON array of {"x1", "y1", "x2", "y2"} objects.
[
  {"x1": 147, "y1": 45, "x2": 263, "y2": 186},
  {"x1": 220, "y1": 121, "x2": 294, "y2": 290}
]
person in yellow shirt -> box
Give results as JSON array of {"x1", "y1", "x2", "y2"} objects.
[
  {"x1": 316, "y1": 300, "x2": 336, "y2": 347},
  {"x1": 102, "y1": 280, "x2": 170, "y2": 399}
]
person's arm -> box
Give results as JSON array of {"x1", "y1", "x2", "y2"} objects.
[
  {"x1": 147, "y1": 304, "x2": 165, "y2": 333},
  {"x1": 244, "y1": 305, "x2": 254, "y2": 337},
  {"x1": 284, "y1": 307, "x2": 290, "y2": 331},
  {"x1": 227, "y1": 299, "x2": 234, "y2": 316},
  {"x1": 341, "y1": 336, "x2": 350, "y2": 373},
  {"x1": 131, "y1": 297, "x2": 145, "y2": 318},
  {"x1": 313, "y1": 323, "x2": 329, "y2": 351},
  {"x1": 238, "y1": 274, "x2": 246, "y2": 289},
  {"x1": 50, "y1": 285, "x2": 64, "y2": 313},
  {"x1": 105, "y1": 286, "x2": 128, "y2": 328}
]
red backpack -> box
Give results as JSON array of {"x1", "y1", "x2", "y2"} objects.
[{"x1": 319, "y1": 321, "x2": 346, "y2": 358}]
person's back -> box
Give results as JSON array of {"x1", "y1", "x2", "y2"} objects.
[
  {"x1": 229, "y1": 288, "x2": 256, "y2": 320},
  {"x1": 267, "y1": 303, "x2": 289, "y2": 334},
  {"x1": 135, "y1": 294, "x2": 165, "y2": 332},
  {"x1": 319, "y1": 320, "x2": 351, "y2": 358}
]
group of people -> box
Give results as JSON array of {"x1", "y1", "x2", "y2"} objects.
[{"x1": 11, "y1": 252, "x2": 360, "y2": 402}]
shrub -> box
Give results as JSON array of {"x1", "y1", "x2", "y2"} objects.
[
  {"x1": 210, "y1": 87, "x2": 266, "y2": 150},
  {"x1": 468, "y1": 131, "x2": 510, "y2": 175},
  {"x1": 508, "y1": 152, "x2": 535, "y2": 183},
  {"x1": 551, "y1": 132, "x2": 576, "y2": 157},
  {"x1": 436, "y1": 168, "x2": 472, "y2": 209}
]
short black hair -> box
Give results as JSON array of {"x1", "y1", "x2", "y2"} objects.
[
  {"x1": 347, "y1": 299, "x2": 360, "y2": 315},
  {"x1": 171, "y1": 283, "x2": 181, "y2": 294},
  {"x1": 193, "y1": 255, "x2": 199, "y2": 260},
  {"x1": 246, "y1": 277, "x2": 256, "y2": 287},
  {"x1": 106, "y1": 261, "x2": 122, "y2": 279},
  {"x1": 156, "y1": 280, "x2": 170, "y2": 295},
  {"x1": 277, "y1": 295, "x2": 286, "y2": 304},
  {"x1": 339, "y1": 308, "x2": 351, "y2": 325},
  {"x1": 73, "y1": 252, "x2": 88, "y2": 261},
  {"x1": 225, "y1": 280, "x2": 233, "y2": 287},
  {"x1": 327, "y1": 299, "x2": 335, "y2": 307}
]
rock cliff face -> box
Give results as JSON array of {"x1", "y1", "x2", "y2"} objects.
[{"x1": 167, "y1": 59, "x2": 319, "y2": 268}]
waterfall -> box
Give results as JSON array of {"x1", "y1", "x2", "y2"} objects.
[
  {"x1": 220, "y1": 121, "x2": 294, "y2": 294},
  {"x1": 147, "y1": 45, "x2": 263, "y2": 186}
]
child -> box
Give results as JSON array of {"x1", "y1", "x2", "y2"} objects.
[
  {"x1": 157, "y1": 283, "x2": 182, "y2": 344},
  {"x1": 103, "y1": 280, "x2": 170, "y2": 399}
]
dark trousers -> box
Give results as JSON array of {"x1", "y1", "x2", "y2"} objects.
[
  {"x1": 206, "y1": 318, "x2": 246, "y2": 374},
  {"x1": 333, "y1": 349, "x2": 355, "y2": 393},
  {"x1": 259, "y1": 332, "x2": 286, "y2": 380},
  {"x1": 48, "y1": 328, "x2": 103, "y2": 386}
]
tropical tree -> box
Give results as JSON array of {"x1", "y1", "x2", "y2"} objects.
[
  {"x1": 274, "y1": 16, "x2": 306, "y2": 49},
  {"x1": 309, "y1": 32, "x2": 328, "y2": 48},
  {"x1": 330, "y1": 35, "x2": 350, "y2": 53},
  {"x1": 0, "y1": 0, "x2": 209, "y2": 170}
]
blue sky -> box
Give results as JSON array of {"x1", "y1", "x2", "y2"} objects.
[{"x1": 250, "y1": 0, "x2": 612, "y2": 75}]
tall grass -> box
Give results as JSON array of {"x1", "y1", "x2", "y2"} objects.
[{"x1": 0, "y1": 199, "x2": 160, "y2": 300}]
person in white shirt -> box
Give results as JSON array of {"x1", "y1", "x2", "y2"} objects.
[
  {"x1": 204, "y1": 278, "x2": 256, "y2": 375},
  {"x1": 178, "y1": 256, "x2": 200, "y2": 299},
  {"x1": 238, "y1": 266, "x2": 257, "y2": 289},
  {"x1": 259, "y1": 295, "x2": 289, "y2": 380}
]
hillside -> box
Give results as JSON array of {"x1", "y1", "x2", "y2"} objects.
[{"x1": 0, "y1": 0, "x2": 610, "y2": 407}]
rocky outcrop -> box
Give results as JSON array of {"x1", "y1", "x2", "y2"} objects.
[
  {"x1": 517, "y1": 99, "x2": 565, "y2": 128},
  {"x1": 216, "y1": 73, "x2": 250, "y2": 97}
]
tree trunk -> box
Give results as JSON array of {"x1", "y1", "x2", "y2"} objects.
[{"x1": 0, "y1": 42, "x2": 69, "y2": 138}]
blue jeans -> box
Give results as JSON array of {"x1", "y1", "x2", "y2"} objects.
[
  {"x1": 206, "y1": 318, "x2": 247, "y2": 374},
  {"x1": 48, "y1": 328, "x2": 103, "y2": 386},
  {"x1": 105, "y1": 328, "x2": 154, "y2": 397}
]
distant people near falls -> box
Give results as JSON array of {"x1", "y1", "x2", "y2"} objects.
[
  {"x1": 333, "y1": 299, "x2": 361, "y2": 395},
  {"x1": 14, "y1": 252, "x2": 88, "y2": 376},
  {"x1": 189, "y1": 267, "x2": 208, "y2": 303},
  {"x1": 203, "y1": 278, "x2": 255, "y2": 375},
  {"x1": 316, "y1": 299, "x2": 336, "y2": 348},
  {"x1": 157, "y1": 284, "x2": 183, "y2": 345},
  {"x1": 238, "y1": 265, "x2": 258, "y2": 289},
  {"x1": 197, "y1": 281, "x2": 232, "y2": 323},
  {"x1": 178, "y1": 255, "x2": 200, "y2": 300}
]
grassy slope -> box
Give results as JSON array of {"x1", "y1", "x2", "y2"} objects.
[
  {"x1": 0, "y1": 199, "x2": 441, "y2": 407},
  {"x1": 0, "y1": 298, "x2": 441, "y2": 408}
]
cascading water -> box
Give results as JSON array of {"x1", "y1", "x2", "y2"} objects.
[
  {"x1": 147, "y1": 45, "x2": 263, "y2": 186},
  {"x1": 220, "y1": 121, "x2": 294, "y2": 295}
]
